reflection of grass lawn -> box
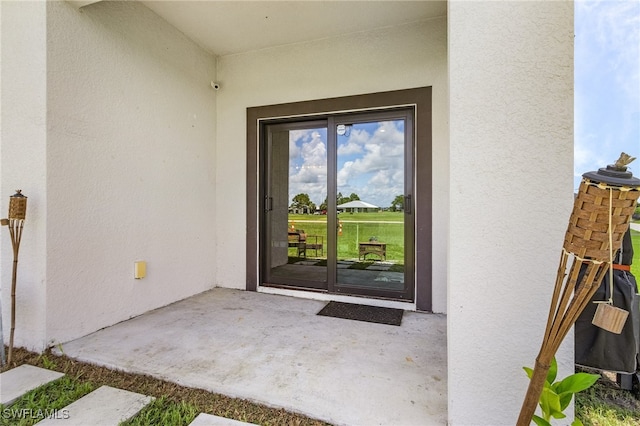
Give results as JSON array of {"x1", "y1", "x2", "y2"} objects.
[{"x1": 289, "y1": 212, "x2": 406, "y2": 261}]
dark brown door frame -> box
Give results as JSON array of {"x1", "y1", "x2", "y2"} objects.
[{"x1": 246, "y1": 87, "x2": 433, "y2": 311}]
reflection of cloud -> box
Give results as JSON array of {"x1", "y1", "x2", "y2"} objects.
[
  {"x1": 286, "y1": 121, "x2": 407, "y2": 207},
  {"x1": 289, "y1": 129, "x2": 327, "y2": 206},
  {"x1": 337, "y1": 128, "x2": 367, "y2": 155},
  {"x1": 337, "y1": 121, "x2": 404, "y2": 206}
]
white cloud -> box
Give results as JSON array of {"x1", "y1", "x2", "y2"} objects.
[
  {"x1": 285, "y1": 121, "x2": 409, "y2": 207},
  {"x1": 288, "y1": 129, "x2": 327, "y2": 206},
  {"x1": 337, "y1": 128, "x2": 367, "y2": 155},
  {"x1": 335, "y1": 121, "x2": 405, "y2": 206}
]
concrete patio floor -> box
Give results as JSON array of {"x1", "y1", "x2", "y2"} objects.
[{"x1": 55, "y1": 288, "x2": 447, "y2": 425}]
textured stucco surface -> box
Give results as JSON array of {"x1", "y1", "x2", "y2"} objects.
[
  {"x1": 1, "y1": 1, "x2": 218, "y2": 348},
  {"x1": 448, "y1": 1, "x2": 574, "y2": 424},
  {"x1": 43, "y1": 1, "x2": 217, "y2": 345},
  {"x1": 216, "y1": 18, "x2": 450, "y2": 313},
  {"x1": 0, "y1": 0, "x2": 48, "y2": 352}
]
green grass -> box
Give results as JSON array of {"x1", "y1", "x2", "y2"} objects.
[
  {"x1": 120, "y1": 397, "x2": 198, "y2": 426},
  {"x1": 289, "y1": 212, "x2": 405, "y2": 261},
  {"x1": 289, "y1": 211, "x2": 404, "y2": 222},
  {"x1": 575, "y1": 380, "x2": 640, "y2": 426},
  {"x1": 0, "y1": 376, "x2": 95, "y2": 426},
  {"x1": 0, "y1": 380, "x2": 199, "y2": 426}
]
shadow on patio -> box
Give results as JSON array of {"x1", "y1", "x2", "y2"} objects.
[{"x1": 55, "y1": 288, "x2": 447, "y2": 425}]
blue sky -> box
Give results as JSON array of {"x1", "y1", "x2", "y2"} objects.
[
  {"x1": 289, "y1": 121, "x2": 405, "y2": 208},
  {"x1": 575, "y1": 0, "x2": 640, "y2": 191},
  {"x1": 336, "y1": 120, "x2": 405, "y2": 208}
]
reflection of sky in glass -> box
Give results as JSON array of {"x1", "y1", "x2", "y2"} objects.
[
  {"x1": 289, "y1": 128, "x2": 328, "y2": 208},
  {"x1": 337, "y1": 120, "x2": 404, "y2": 208},
  {"x1": 288, "y1": 120, "x2": 405, "y2": 209}
]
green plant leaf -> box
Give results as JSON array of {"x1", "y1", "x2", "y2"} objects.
[
  {"x1": 571, "y1": 419, "x2": 584, "y2": 426},
  {"x1": 532, "y1": 414, "x2": 552, "y2": 426},
  {"x1": 556, "y1": 372, "x2": 600, "y2": 394},
  {"x1": 558, "y1": 392, "x2": 573, "y2": 411},
  {"x1": 540, "y1": 387, "x2": 562, "y2": 420},
  {"x1": 524, "y1": 366, "x2": 534, "y2": 379},
  {"x1": 546, "y1": 357, "x2": 558, "y2": 384}
]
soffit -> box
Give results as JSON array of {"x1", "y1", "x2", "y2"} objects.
[{"x1": 141, "y1": 0, "x2": 447, "y2": 57}]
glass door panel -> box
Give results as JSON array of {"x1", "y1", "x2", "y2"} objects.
[
  {"x1": 334, "y1": 117, "x2": 411, "y2": 298},
  {"x1": 264, "y1": 123, "x2": 328, "y2": 290}
]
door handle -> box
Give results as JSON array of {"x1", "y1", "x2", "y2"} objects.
[
  {"x1": 405, "y1": 195, "x2": 412, "y2": 214},
  {"x1": 265, "y1": 196, "x2": 273, "y2": 212}
]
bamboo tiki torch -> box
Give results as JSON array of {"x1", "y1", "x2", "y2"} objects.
[
  {"x1": 1, "y1": 190, "x2": 27, "y2": 367},
  {"x1": 517, "y1": 154, "x2": 640, "y2": 425}
]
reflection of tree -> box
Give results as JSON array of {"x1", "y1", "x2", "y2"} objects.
[
  {"x1": 318, "y1": 192, "x2": 361, "y2": 211},
  {"x1": 290, "y1": 193, "x2": 316, "y2": 214},
  {"x1": 390, "y1": 195, "x2": 404, "y2": 212},
  {"x1": 338, "y1": 192, "x2": 360, "y2": 204}
]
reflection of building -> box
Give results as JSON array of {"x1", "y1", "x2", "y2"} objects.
[
  {"x1": 337, "y1": 200, "x2": 379, "y2": 213},
  {"x1": 288, "y1": 206, "x2": 313, "y2": 215}
]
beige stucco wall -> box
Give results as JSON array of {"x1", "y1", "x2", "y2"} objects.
[
  {"x1": 215, "y1": 17, "x2": 450, "y2": 313},
  {"x1": 1, "y1": 1, "x2": 218, "y2": 349},
  {"x1": 0, "y1": 0, "x2": 49, "y2": 352},
  {"x1": 448, "y1": 1, "x2": 574, "y2": 424},
  {"x1": 45, "y1": 1, "x2": 218, "y2": 345}
]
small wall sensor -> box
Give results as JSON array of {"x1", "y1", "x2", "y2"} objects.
[{"x1": 211, "y1": 82, "x2": 220, "y2": 90}]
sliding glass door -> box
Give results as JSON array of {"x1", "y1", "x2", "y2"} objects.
[{"x1": 261, "y1": 109, "x2": 414, "y2": 301}]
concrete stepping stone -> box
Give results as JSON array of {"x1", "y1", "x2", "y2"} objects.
[
  {"x1": 0, "y1": 364, "x2": 64, "y2": 406},
  {"x1": 38, "y1": 385, "x2": 153, "y2": 425},
  {"x1": 189, "y1": 413, "x2": 257, "y2": 426}
]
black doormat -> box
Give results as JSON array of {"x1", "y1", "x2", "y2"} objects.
[{"x1": 317, "y1": 301, "x2": 403, "y2": 326}]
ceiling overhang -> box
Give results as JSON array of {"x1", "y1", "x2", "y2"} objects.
[{"x1": 139, "y1": 1, "x2": 447, "y2": 57}]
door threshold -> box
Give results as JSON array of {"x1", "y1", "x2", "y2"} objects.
[{"x1": 258, "y1": 285, "x2": 416, "y2": 311}]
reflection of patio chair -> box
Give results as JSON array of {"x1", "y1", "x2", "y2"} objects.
[
  {"x1": 305, "y1": 235, "x2": 324, "y2": 257},
  {"x1": 288, "y1": 230, "x2": 324, "y2": 258},
  {"x1": 288, "y1": 229, "x2": 307, "y2": 257}
]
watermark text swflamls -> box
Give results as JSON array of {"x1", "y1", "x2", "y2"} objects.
[{"x1": 1, "y1": 408, "x2": 70, "y2": 420}]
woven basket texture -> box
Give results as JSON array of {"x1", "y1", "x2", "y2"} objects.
[
  {"x1": 8, "y1": 198, "x2": 27, "y2": 220},
  {"x1": 564, "y1": 179, "x2": 640, "y2": 260}
]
